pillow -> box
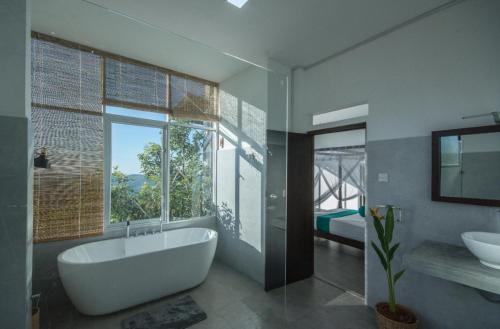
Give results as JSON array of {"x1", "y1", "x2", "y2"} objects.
[{"x1": 358, "y1": 206, "x2": 366, "y2": 217}]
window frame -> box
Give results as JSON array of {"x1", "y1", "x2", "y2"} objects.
[{"x1": 103, "y1": 108, "x2": 217, "y2": 230}]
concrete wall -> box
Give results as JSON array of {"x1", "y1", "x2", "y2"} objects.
[
  {"x1": 217, "y1": 67, "x2": 268, "y2": 284},
  {"x1": 0, "y1": 0, "x2": 32, "y2": 328},
  {"x1": 266, "y1": 59, "x2": 290, "y2": 133},
  {"x1": 216, "y1": 64, "x2": 289, "y2": 285},
  {"x1": 314, "y1": 129, "x2": 365, "y2": 149},
  {"x1": 292, "y1": 1, "x2": 500, "y2": 328},
  {"x1": 293, "y1": 0, "x2": 500, "y2": 139},
  {"x1": 368, "y1": 137, "x2": 500, "y2": 329}
]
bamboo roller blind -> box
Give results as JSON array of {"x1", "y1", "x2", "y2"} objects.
[{"x1": 31, "y1": 33, "x2": 219, "y2": 242}]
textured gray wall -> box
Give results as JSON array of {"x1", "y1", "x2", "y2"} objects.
[
  {"x1": 0, "y1": 116, "x2": 32, "y2": 329},
  {"x1": 216, "y1": 67, "x2": 268, "y2": 285},
  {"x1": 367, "y1": 136, "x2": 500, "y2": 329},
  {"x1": 0, "y1": 0, "x2": 32, "y2": 327}
]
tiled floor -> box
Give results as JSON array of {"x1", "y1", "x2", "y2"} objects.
[
  {"x1": 314, "y1": 237, "x2": 365, "y2": 296},
  {"x1": 45, "y1": 261, "x2": 375, "y2": 329}
]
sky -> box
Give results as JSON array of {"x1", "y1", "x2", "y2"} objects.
[
  {"x1": 107, "y1": 106, "x2": 212, "y2": 176},
  {"x1": 108, "y1": 107, "x2": 164, "y2": 175}
]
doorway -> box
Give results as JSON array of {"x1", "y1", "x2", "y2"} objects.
[{"x1": 309, "y1": 123, "x2": 367, "y2": 297}]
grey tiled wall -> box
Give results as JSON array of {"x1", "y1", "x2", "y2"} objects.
[
  {"x1": 366, "y1": 136, "x2": 500, "y2": 329},
  {"x1": 0, "y1": 116, "x2": 32, "y2": 329}
]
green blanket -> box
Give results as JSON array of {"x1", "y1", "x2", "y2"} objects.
[{"x1": 316, "y1": 209, "x2": 358, "y2": 234}]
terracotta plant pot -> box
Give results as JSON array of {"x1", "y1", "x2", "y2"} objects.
[
  {"x1": 375, "y1": 302, "x2": 418, "y2": 329},
  {"x1": 32, "y1": 307, "x2": 40, "y2": 329}
]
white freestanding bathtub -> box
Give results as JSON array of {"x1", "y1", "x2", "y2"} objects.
[{"x1": 57, "y1": 227, "x2": 217, "y2": 315}]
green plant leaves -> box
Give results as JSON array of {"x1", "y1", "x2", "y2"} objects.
[
  {"x1": 371, "y1": 241, "x2": 387, "y2": 271},
  {"x1": 394, "y1": 270, "x2": 405, "y2": 284},
  {"x1": 385, "y1": 207, "x2": 394, "y2": 244},
  {"x1": 370, "y1": 206, "x2": 406, "y2": 308},
  {"x1": 373, "y1": 216, "x2": 387, "y2": 252},
  {"x1": 388, "y1": 243, "x2": 400, "y2": 261}
]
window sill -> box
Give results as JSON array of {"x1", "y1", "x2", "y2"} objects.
[{"x1": 104, "y1": 215, "x2": 216, "y2": 233}]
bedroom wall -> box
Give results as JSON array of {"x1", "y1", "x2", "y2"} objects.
[{"x1": 292, "y1": 0, "x2": 500, "y2": 328}]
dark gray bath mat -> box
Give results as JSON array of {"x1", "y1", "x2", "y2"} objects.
[{"x1": 121, "y1": 295, "x2": 207, "y2": 329}]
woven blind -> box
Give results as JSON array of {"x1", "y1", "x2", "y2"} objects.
[
  {"x1": 171, "y1": 74, "x2": 219, "y2": 121},
  {"x1": 31, "y1": 39, "x2": 104, "y2": 242},
  {"x1": 104, "y1": 58, "x2": 169, "y2": 113},
  {"x1": 31, "y1": 33, "x2": 219, "y2": 242},
  {"x1": 32, "y1": 38, "x2": 102, "y2": 113}
]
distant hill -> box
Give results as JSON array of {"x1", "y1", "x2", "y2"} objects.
[
  {"x1": 127, "y1": 174, "x2": 148, "y2": 192},
  {"x1": 112, "y1": 174, "x2": 155, "y2": 192}
]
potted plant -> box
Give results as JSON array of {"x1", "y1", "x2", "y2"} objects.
[{"x1": 370, "y1": 206, "x2": 418, "y2": 329}]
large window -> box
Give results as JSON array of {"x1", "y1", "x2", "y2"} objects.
[
  {"x1": 105, "y1": 108, "x2": 216, "y2": 226},
  {"x1": 110, "y1": 122, "x2": 163, "y2": 223},
  {"x1": 168, "y1": 125, "x2": 214, "y2": 220},
  {"x1": 313, "y1": 129, "x2": 366, "y2": 211},
  {"x1": 31, "y1": 33, "x2": 219, "y2": 241}
]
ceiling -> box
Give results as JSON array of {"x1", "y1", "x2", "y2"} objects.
[
  {"x1": 31, "y1": 0, "x2": 251, "y2": 82},
  {"x1": 32, "y1": 0, "x2": 453, "y2": 82}
]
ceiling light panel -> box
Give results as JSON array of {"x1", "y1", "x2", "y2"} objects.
[{"x1": 227, "y1": 0, "x2": 248, "y2": 9}]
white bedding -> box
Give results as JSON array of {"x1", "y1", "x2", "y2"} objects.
[{"x1": 314, "y1": 209, "x2": 366, "y2": 242}]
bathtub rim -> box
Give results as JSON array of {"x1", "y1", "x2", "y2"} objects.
[{"x1": 57, "y1": 227, "x2": 218, "y2": 266}]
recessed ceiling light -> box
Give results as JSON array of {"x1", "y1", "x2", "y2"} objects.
[{"x1": 227, "y1": 0, "x2": 248, "y2": 8}]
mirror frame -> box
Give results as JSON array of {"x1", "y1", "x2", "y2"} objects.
[{"x1": 432, "y1": 124, "x2": 500, "y2": 207}]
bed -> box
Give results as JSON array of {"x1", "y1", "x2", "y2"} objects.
[{"x1": 314, "y1": 209, "x2": 366, "y2": 249}]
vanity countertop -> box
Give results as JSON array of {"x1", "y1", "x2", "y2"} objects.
[{"x1": 404, "y1": 240, "x2": 500, "y2": 294}]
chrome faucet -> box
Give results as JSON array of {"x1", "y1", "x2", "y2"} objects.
[{"x1": 126, "y1": 220, "x2": 130, "y2": 238}]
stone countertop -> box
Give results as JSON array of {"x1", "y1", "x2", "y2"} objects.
[{"x1": 404, "y1": 240, "x2": 500, "y2": 295}]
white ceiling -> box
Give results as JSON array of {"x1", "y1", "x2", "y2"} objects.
[
  {"x1": 31, "y1": 0, "x2": 250, "y2": 82},
  {"x1": 32, "y1": 0, "x2": 452, "y2": 82}
]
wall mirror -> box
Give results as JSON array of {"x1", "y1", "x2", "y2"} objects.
[{"x1": 432, "y1": 125, "x2": 500, "y2": 207}]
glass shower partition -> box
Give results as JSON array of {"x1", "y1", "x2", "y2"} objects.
[{"x1": 30, "y1": 1, "x2": 290, "y2": 327}]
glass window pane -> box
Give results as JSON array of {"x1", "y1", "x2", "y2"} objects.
[
  {"x1": 111, "y1": 123, "x2": 163, "y2": 223},
  {"x1": 169, "y1": 126, "x2": 214, "y2": 220},
  {"x1": 106, "y1": 106, "x2": 167, "y2": 121},
  {"x1": 440, "y1": 135, "x2": 460, "y2": 166},
  {"x1": 170, "y1": 117, "x2": 213, "y2": 128},
  {"x1": 314, "y1": 147, "x2": 366, "y2": 211}
]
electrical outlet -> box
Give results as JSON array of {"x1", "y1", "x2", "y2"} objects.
[{"x1": 378, "y1": 173, "x2": 389, "y2": 183}]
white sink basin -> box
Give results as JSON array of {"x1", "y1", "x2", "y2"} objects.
[{"x1": 462, "y1": 232, "x2": 500, "y2": 270}]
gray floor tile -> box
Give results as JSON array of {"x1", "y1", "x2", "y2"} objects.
[
  {"x1": 41, "y1": 260, "x2": 376, "y2": 329},
  {"x1": 314, "y1": 237, "x2": 365, "y2": 295}
]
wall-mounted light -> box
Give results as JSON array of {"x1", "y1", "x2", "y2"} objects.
[
  {"x1": 34, "y1": 147, "x2": 51, "y2": 169},
  {"x1": 462, "y1": 111, "x2": 500, "y2": 124},
  {"x1": 227, "y1": 0, "x2": 248, "y2": 8}
]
